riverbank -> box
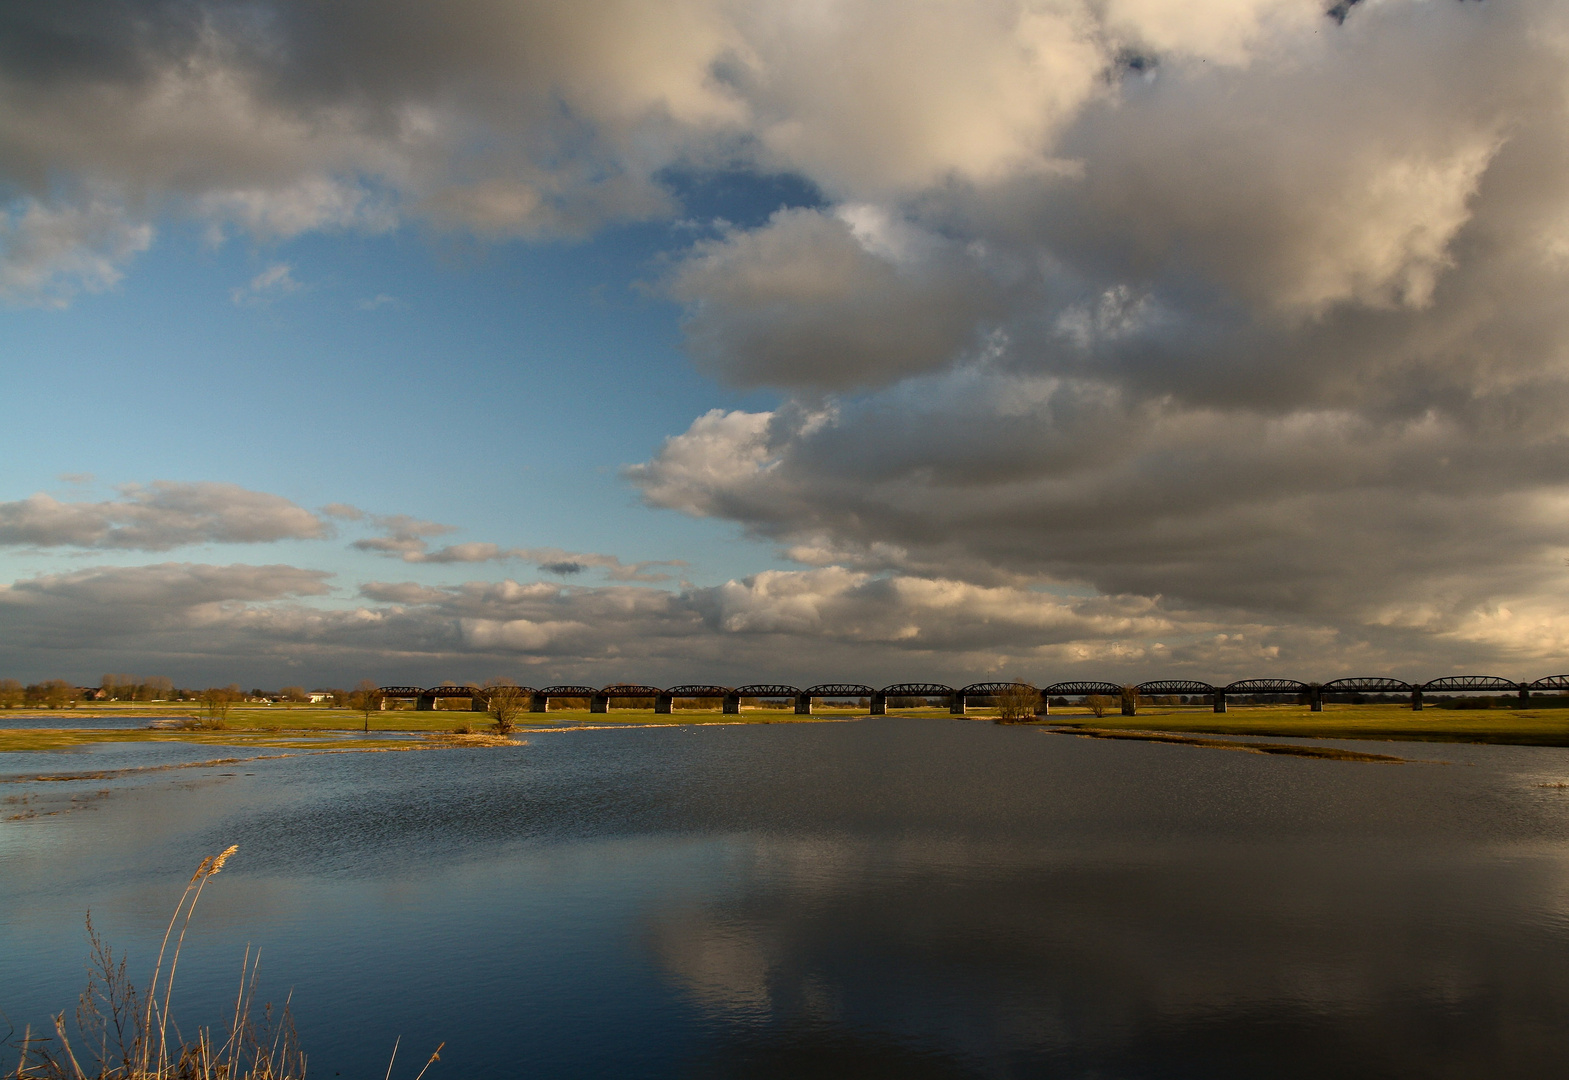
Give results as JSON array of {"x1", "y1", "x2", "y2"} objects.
[
  {"x1": 7, "y1": 701, "x2": 1569, "y2": 750},
  {"x1": 0, "y1": 727, "x2": 525, "y2": 754},
  {"x1": 1040, "y1": 703, "x2": 1569, "y2": 747}
]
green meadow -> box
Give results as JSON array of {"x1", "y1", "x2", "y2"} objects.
[
  {"x1": 1041, "y1": 702, "x2": 1569, "y2": 747},
  {"x1": 6, "y1": 700, "x2": 1569, "y2": 753}
]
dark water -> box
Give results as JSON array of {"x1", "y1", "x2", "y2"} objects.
[{"x1": 6, "y1": 718, "x2": 1569, "y2": 1078}]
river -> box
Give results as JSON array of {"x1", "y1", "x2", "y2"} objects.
[{"x1": 5, "y1": 717, "x2": 1569, "y2": 1078}]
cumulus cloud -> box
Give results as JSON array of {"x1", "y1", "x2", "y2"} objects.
[
  {"x1": 0, "y1": 560, "x2": 1193, "y2": 684},
  {"x1": 630, "y1": 378, "x2": 1569, "y2": 668},
  {"x1": 349, "y1": 514, "x2": 457, "y2": 560},
  {"x1": 0, "y1": 483, "x2": 330, "y2": 550},
  {"x1": 669, "y1": 206, "x2": 1003, "y2": 389},
  {"x1": 348, "y1": 514, "x2": 685, "y2": 580},
  {"x1": 12, "y1": 0, "x2": 1569, "y2": 671},
  {"x1": 0, "y1": 562, "x2": 332, "y2": 651},
  {"x1": 4, "y1": 556, "x2": 1561, "y2": 684},
  {"x1": 0, "y1": 198, "x2": 152, "y2": 306}
]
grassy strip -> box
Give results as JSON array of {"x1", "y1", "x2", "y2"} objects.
[
  {"x1": 1048, "y1": 726, "x2": 1416, "y2": 762},
  {"x1": 0, "y1": 703, "x2": 867, "y2": 732},
  {"x1": 12, "y1": 702, "x2": 1569, "y2": 748},
  {"x1": 1039, "y1": 703, "x2": 1569, "y2": 746},
  {"x1": 0, "y1": 729, "x2": 526, "y2": 755},
  {"x1": 3, "y1": 742, "x2": 514, "y2": 784}
]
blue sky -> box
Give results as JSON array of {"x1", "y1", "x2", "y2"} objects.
[
  {"x1": 2, "y1": 189, "x2": 800, "y2": 590},
  {"x1": 3, "y1": 0, "x2": 1568, "y2": 689}
]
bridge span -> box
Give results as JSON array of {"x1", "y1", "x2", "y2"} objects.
[{"x1": 377, "y1": 674, "x2": 1569, "y2": 717}]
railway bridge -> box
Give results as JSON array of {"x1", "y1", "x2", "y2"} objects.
[{"x1": 376, "y1": 674, "x2": 1569, "y2": 716}]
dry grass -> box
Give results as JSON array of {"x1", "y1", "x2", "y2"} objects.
[
  {"x1": 5, "y1": 850, "x2": 443, "y2": 1080},
  {"x1": 420, "y1": 732, "x2": 524, "y2": 747}
]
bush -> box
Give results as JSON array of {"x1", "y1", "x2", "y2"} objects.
[
  {"x1": 484, "y1": 681, "x2": 527, "y2": 734},
  {"x1": 1086, "y1": 695, "x2": 1114, "y2": 718},
  {"x1": 996, "y1": 681, "x2": 1041, "y2": 722}
]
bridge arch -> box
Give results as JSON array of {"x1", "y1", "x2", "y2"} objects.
[
  {"x1": 1420, "y1": 675, "x2": 1521, "y2": 694},
  {"x1": 657, "y1": 684, "x2": 734, "y2": 715},
  {"x1": 531, "y1": 684, "x2": 599, "y2": 713},
  {"x1": 1321, "y1": 677, "x2": 1412, "y2": 694},
  {"x1": 875, "y1": 683, "x2": 957, "y2": 715},
  {"x1": 1042, "y1": 681, "x2": 1123, "y2": 698},
  {"x1": 795, "y1": 683, "x2": 876, "y2": 717},
  {"x1": 1137, "y1": 680, "x2": 1214, "y2": 697}
]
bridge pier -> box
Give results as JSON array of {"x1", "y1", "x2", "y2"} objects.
[
  {"x1": 870, "y1": 692, "x2": 886, "y2": 716},
  {"x1": 531, "y1": 694, "x2": 548, "y2": 712},
  {"x1": 1039, "y1": 695, "x2": 1049, "y2": 716},
  {"x1": 795, "y1": 694, "x2": 813, "y2": 715},
  {"x1": 1212, "y1": 692, "x2": 1227, "y2": 713},
  {"x1": 655, "y1": 693, "x2": 673, "y2": 715},
  {"x1": 470, "y1": 695, "x2": 487, "y2": 712},
  {"x1": 1120, "y1": 688, "x2": 1137, "y2": 716},
  {"x1": 723, "y1": 692, "x2": 741, "y2": 715},
  {"x1": 950, "y1": 693, "x2": 967, "y2": 715},
  {"x1": 417, "y1": 694, "x2": 435, "y2": 711},
  {"x1": 1309, "y1": 685, "x2": 1323, "y2": 712},
  {"x1": 1410, "y1": 689, "x2": 1423, "y2": 711},
  {"x1": 1520, "y1": 686, "x2": 1531, "y2": 707},
  {"x1": 591, "y1": 692, "x2": 609, "y2": 714}
]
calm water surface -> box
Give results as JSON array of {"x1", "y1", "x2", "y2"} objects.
[{"x1": 5, "y1": 717, "x2": 1569, "y2": 1078}]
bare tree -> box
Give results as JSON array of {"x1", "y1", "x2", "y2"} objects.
[
  {"x1": 1085, "y1": 694, "x2": 1114, "y2": 718},
  {"x1": 0, "y1": 679, "x2": 22, "y2": 709},
  {"x1": 200, "y1": 687, "x2": 236, "y2": 727},
  {"x1": 484, "y1": 678, "x2": 526, "y2": 734},
  {"x1": 28, "y1": 679, "x2": 78, "y2": 710},
  {"x1": 996, "y1": 680, "x2": 1042, "y2": 722},
  {"x1": 350, "y1": 679, "x2": 382, "y2": 732}
]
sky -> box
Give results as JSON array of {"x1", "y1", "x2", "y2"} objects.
[{"x1": 3, "y1": 0, "x2": 1569, "y2": 690}]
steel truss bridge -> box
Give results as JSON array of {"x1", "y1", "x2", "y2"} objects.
[{"x1": 376, "y1": 674, "x2": 1569, "y2": 717}]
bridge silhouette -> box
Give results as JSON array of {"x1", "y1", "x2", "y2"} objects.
[{"x1": 376, "y1": 674, "x2": 1569, "y2": 716}]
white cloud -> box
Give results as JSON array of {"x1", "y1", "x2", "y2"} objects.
[
  {"x1": 230, "y1": 262, "x2": 301, "y2": 305},
  {"x1": 4, "y1": 554, "x2": 1564, "y2": 684},
  {"x1": 0, "y1": 482, "x2": 331, "y2": 550},
  {"x1": 630, "y1": 382, "x2": 1569, "y2": 665},
  {"x1": 0, "y1": 198, "x2": 152, "y2": 307},
  {"x1": 9, "y1": 0, "x2": 1569, "y2": 675},
  {"x1": 349, "y1": 515, "x2": 686, "y2": 580}
]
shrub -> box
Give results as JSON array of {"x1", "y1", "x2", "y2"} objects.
[
  {"x1": 996, "y1": 681, "x2": 1041, "y2": 722},
  {"x1": 483, "y1": 681, "x2": 527, "y2": 734},
  {"x1": 1086, "y1": 695, "x2": 1114, "y2": 718}
]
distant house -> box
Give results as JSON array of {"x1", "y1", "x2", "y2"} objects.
[{"x1": 307, "y1": 690, "x2": 335, "y2": 704}]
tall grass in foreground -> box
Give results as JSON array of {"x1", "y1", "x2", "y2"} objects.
[{"x1": 6, "y1": 847, "x2": 442, "y2": 1080}]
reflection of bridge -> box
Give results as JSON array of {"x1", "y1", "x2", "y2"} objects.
[{"x1": 377, "y1": 674, "x2": 1569, "y2": 716}]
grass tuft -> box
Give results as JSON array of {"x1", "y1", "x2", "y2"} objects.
[{"x1": 6, "y1": 849, "x2": 441, "y2": 1080}]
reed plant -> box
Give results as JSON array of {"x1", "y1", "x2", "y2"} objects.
[{"x1": 7, "y1": 847, "x2": 442, "y2": 1080}]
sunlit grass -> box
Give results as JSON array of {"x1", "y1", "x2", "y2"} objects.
[
  {"x1": 1042, "y1": 703, "x2": 1569, "y2": 746},
  {"x1": 12, "y1": 700, "x2": 1569, "y2": 747},
  {"x1": 0, "y1": 729, "x2": 497, "y2": 753}
]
